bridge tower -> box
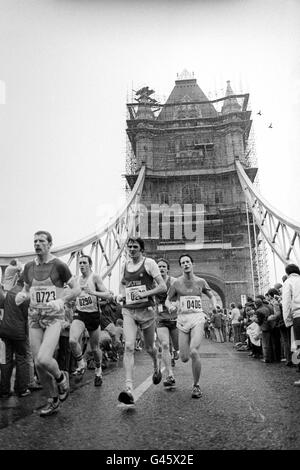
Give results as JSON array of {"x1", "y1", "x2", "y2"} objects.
[{"x1": 126, "y1": 71, "x2": 267, "y2": 308}]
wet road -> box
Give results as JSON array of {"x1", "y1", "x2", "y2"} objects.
[{"x1": 0, "y1": 339, "x2": 299, "y2": 450}]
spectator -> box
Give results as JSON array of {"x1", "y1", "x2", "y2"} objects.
[
  {"x1": 211, "y1": 308, "x2": 224, "y2": 342},
  {"x1": 238, "y1": 303, "x2": 248, "y2": 344},
  {"x1": 2, "y1": 259, "x2": 22, "y2": 292},
  {"x1": 255, "y1": 296, "x2": 273, "y2": 363},
  {"x1": 114, "y1": 319, "x2": 124, "y2": 357},
  {"x1": 246, "y1": 311, "x2": 262, "y2": 358},
  {"x1": 0, "y1": 274, "x2": 31, "y2": 398},
  {"x1": 267, "y1": 287, "x2": 291, "y2": 365},
  {"x1": 204, "y1": 317, "x2": 211, "y2": 339},
  {"x1": 282, "y1": 263, "x2": 300, "y2": 386},
  {"x1": 230, "y1": 303, "x2": 241, "y2": 344},
  {"x1": 220, "y1": 308, "x2": 227, "y2": 342},
  {"x1": 264, "y1": 291, "x2": 281, "y2": 362}
]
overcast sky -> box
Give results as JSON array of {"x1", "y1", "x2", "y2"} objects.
[{"x1": 0, "y1": 0, "x2": 300, "y2": 284}]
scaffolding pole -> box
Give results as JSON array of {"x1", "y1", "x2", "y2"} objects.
[
  {"x1": 246, "y1": 201, "x2": 256, "y2": 299},
  {"x1": 252, "y1": 220, "x2": 262, "y2": 294}
]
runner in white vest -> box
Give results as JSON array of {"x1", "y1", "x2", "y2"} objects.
[
  {"x1": 69, "y1": 255, "x2": 114, "y2": 387},
  {"x1": 166, "y1": 254, "x2": 216, "y2": 398}
]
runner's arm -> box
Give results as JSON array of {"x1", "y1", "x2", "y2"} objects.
[
  {"x1": 165, "y1": 283, "x2": 178, "y2": 313},
  {"x1": 15, "y1": 283, "x2": 30, "y2": 306},
  {"x1": 135, "y1": 274, "x2": 167, "y2": 301},
  {"x1": 62, "y1": 276, "x2": 81, "y2": 303},
  {"x1": 203, "y1": 289, "x2": 217, "y2": 310},
  {"x1": 86, "y1": 274, "x2": 114, "y2": 301}
]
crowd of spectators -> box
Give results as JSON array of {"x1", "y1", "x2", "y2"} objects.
[
  {"x1": 205, "y1": 263, "x2": 300, "y2": 387},
  {"x1": 1, "y1": 259, "x2": 300, "y2": 398}
]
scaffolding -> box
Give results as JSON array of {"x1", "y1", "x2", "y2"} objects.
[{"x1": 124, "y1": 74, "x2": 269, "y2": 300}]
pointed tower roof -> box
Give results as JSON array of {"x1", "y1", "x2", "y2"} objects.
[
  {"x1": 221, "y1": 80, "x2": 241, "y2": 114},
  {"x1": 157, "y1": 71, "x2": 217, "y2": 121}
]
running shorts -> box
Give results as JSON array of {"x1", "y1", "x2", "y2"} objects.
[
  {"x1": 122, "y1": 306, "x2": 155, "y2": 330},
  {"x1": 157, "y1": 319, "x2": 177, "y2": 330},
  {"x1": 176, "y1": 312, "x2": 206, "y2": 334},
  {"x1": 73, "y1": 311, "x2": 101, "y2": 332}
]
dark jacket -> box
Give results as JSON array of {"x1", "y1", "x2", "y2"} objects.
[
  {"x1": 211, "y1": 312, "x2": 222, "y2": 329},
  {"x1": 98, "y1": 299, "x2": 122, "y2": 330},
  {"x1": 0, "y1": 285, "x2": 29, "y2": 341},
  {"x1": 255, "y1": 305, "x2": 272, "y2": 332}
]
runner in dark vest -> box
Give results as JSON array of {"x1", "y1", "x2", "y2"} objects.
[
  {"x1": 117, "y1": 237, "x2": 166, "y2": 405},
  {"x1": 155, "y1": 258, "x2": 179, "y2": 388}
]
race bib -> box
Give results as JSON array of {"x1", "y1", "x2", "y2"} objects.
[
  {"x1": 180, "y1": 296, "x2": 202, "y2": 312},
  {"x1": 78, "y1": 295, "x2": 93, "y2": 308},
  {"x1": 125, "y1": 285, "x2": 148, "y2": 305},
  {"x1": 30, "y1": 286, "x2": 57, "y2": 308}
]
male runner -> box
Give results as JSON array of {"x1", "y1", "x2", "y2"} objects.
[
  {"x1": 69, "y1": 254, "x2": 114, "y2": 387},
  {"x1": 156, "y1": 258, "x2": 179, "y2": 388},
  {"x1": 166, "y1": 254, "x2": 216, "y2": 398},
  {"x1": 118, "y1": 237, "x2": 167, "y2": 405},
  {"x1": 15, "y1": 231, "x2": 81, "y2": 416}
]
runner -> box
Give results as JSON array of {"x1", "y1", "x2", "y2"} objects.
[
  {"x1": 15, "y1": 230, "x2": 81, "y2": 416},
  {"x1": 155, "y1": 258, "x2": 179, "y2": 389},
  {"x1": 117, "y1": 237, "x2": 167, "y2": 405},
  {"x1": 69, "y1": 255, "x2": 115, "y2": 387},
  {"x1": 166, "y1": 254, "x2": 216, "y2": 398}
]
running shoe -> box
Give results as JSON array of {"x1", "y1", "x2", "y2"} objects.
[
  {"x1": 72, "y1": 365, "x2": 86, "y2": 383},
  {"x1": 118, "y1": 389, "x2": 135, "y2": 405},
  {"x1": 191, "y1": 385, "x2": 202, "y2": 399},
  {"x1": 163, "y1": 376, "x2": 176, "y2": 387},
  {"x1": 40, "y1": 398, "x2": 60, "y2": 417},
  {"x1": 57, "y1": 371, "x2": 70, "y2": 402},
  {"x1": 94, "y1": 375, "x2": 103, "y2": 387},
  {"x1": 72, "y1": 364, "x2": 86, "y2": 378},
  {"x1": 152, "y1": 368, "x2": 162, "y2": 385},
  {"x1": 18, "y1": 389, "x2": 31, "y2": 397}
]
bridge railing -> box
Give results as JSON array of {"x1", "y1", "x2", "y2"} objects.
[
  {"x1": 0, "y1": 166, "x2": 146, "y2": 285},
  {"x1": 235, "y1": 158, "x2": 300, "y2": 266}
]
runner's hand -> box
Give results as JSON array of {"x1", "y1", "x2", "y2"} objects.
[
  {"x1": 48, "y1": 298, "x2": 64, "y2": 312},
  {"x1": 168, "y1": 303, "x2": 177, "y2": 313},
  {"x1": 116, "y1": 294, "x2": 125, "y2": 304},
  {"x1": 15, "y1": 291, "x2": 29, "y2": 306}
]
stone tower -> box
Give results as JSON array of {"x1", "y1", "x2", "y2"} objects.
[{"x1": 126, "y1": 71, "x2": 259, "y2": 308}]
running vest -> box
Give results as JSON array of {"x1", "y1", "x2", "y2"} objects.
[
  {"x1": 176, "y1": 283, "x2": 204, "y2": 315},
  {"x1": 121, "y1": 258, "x2": 155, "y2": 309},
  {"x1": 75, "y1": 273, "x2": 99, "y2": 313},
  {"x1": 156, "y1": 277, "x2": 177, "y2": 321},
  {"x1": 24, "y1": 258, "x2": 70, "y2": 315}
]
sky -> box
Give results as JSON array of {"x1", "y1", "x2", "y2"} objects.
[{"x1": 0, "y1": 0, "x2": 300, "y2": 285}]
